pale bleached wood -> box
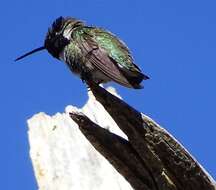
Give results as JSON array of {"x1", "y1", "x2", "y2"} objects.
[{"x1": 27, "y1": 87, "x2": 133, "y2": 190}]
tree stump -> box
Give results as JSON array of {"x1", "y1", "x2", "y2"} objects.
[{"x1": 28, "y1": 85, "x2": 216, "y2": 190}]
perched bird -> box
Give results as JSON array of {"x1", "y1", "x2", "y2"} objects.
[{"x1": 15, "y1": 16, "x2": 149, "y2": 88}]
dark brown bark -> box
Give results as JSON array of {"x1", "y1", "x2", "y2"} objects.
[{"x1": 70, "y1": 83, "x2": 216, "y2": 190}]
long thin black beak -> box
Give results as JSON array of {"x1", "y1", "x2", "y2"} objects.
[{"x1": 15, "y1": 46, "x2": 46, "y2": 61}]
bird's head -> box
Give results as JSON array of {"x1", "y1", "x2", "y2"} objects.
[
  {"x1": 15, "y1": 16, "x2": 84, "y2": 61},
  {"x1": 45, "y1": 16, "x2": 84, "y2": 59}
]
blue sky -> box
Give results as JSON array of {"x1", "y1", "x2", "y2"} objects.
[{"x1": 1, "y1": 0, "x2": 216, "y2": 189}]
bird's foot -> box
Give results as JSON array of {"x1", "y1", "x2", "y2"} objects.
[
  {"x1": 87, "y1": 85, "x2": 91, "y2": 92},
  {"x1": 80, "y1": 70, "x2": 91, "y2": 84}
]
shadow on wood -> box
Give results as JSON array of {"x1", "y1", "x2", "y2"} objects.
[{"x1": 70, "y1": 83, "x2": 216, "y2": 190}]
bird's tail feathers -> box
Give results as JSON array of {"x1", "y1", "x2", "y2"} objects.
[{"x1": 120, "y1": 69, "x2": 149, "y2": 89}]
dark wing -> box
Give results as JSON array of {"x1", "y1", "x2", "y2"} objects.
[{"x1": 76, "y1": 27, "x2": 146, "y2": 88}]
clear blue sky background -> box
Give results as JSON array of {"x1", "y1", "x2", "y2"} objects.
[{"x1": 1, "y1": 0, "x2": 215, "y2": 189}]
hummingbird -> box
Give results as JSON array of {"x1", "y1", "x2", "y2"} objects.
[{"x1": 15, "y1": 16, "x2": 149, "y2": 89}]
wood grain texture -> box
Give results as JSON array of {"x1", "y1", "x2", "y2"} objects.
[{"x1": 70, "y1": 83, "x2": 216, "y2": 190}]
